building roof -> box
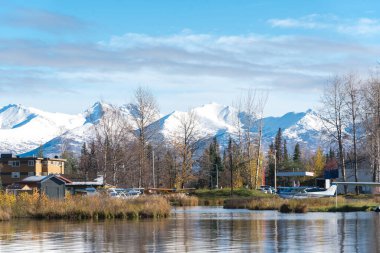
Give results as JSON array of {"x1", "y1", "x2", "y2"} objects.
[
  {"x1": 21, "y1": 176, "x2": 47, "y2": 182},
  {"x1": 277, "y1": 171, "x2": 315, "y2": 177},
  {"x1": 21, "y1": 174, "x2": 68, "y2": 184},
  {"x1": 56, "y1": 175, "x2": 73, "y2": 184}
]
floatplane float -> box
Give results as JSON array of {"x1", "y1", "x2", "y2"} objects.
[{"x1": 277, "y1": 184, "x2": 338, "y2": 199}]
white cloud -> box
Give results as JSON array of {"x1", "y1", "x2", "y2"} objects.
[
  {"x1": 268, "y1": 14, "x2": 380, "y2": 36},
  {"x1": 0, "y1": 32, "x2": 378, "y2": 115},
  {"x1": 337, "y1": 18, "x2": 380, "y2": 35},
  {"x1": 268, "y1": 14, "x2": 330, "y2": 29},
  {"x1": 268, "y1": 14, "x2": 337, "y2": 29}
]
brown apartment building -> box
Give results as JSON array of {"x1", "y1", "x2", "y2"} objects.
[{"x1": 0, "y1": 154, "x2": 65, "y2": 187}]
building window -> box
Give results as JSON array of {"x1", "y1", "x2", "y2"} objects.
[
  {"x1": 28, "y1": 160, "x2": 35, "y2": 166},
  {"x1": 11, "y1": 172, "x2": 20, "y2": 178},
  {"x1": 8, "y1": 161, "x2": 20, "y2": 167},
  {"x1": 28, "y1": 172, "x2": 35, "y2": 176}
]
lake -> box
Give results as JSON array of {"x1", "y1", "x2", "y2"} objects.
[{"x1": 0, "y1": 206, "x2": 379, "y2": 252}]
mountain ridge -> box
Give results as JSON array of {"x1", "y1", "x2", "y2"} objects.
[{"x1": 0, "y1": 102, "x2": 321, "y2": 157}]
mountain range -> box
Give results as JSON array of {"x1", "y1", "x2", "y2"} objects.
[{"x1": 0, "y1": 102, "x2": 325, "y2": 157}]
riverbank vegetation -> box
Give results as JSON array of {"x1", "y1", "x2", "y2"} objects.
[
  {"x1": 0, "y1": 192, "x2": 171, "y2": 221},
  {"x1": 164, "y1": 193, "x2": 199, "y2": 206},
  {"x1": 192, "y1": 188, "x2": 272, "y2": 206},
  {"x1": 224, "y1": 195, "x2": 380, "y2": 213}
]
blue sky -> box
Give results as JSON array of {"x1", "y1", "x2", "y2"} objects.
[{"x1": 0, "y1": 0, "x2": 380, "y2": 116}]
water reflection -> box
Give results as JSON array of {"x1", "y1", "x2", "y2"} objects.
[{"x1": 0, "y1": 207, "x2": 379, "y2": 253}]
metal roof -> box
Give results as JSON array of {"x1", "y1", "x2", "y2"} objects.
[
  {"x1": 21, "y1": 176, "x2": 47, "y2": 182},
  {"x1": 277, "y1": 171, "x2": 315, "y2": 177}
]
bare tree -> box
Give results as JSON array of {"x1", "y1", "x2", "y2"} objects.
[
  {"x1": 243, "y1": 89, "x2": 257, "y2": 189},
  {"x1": 239, "y1": 88, "x2": 268, "y2": 189},
  {"x1": 93, "y1": 105, "x2": 132, "y2": 186},
  {"x1": 343, "y1": 73, "x2": 362, "y2": 194},
  {"x1": 254, "y1": 92, "x2": 268, "y2": 189},
  {"x1": 363, "y1": 73, "x2": 380, "y2": 183},
  {"x1": 131, "y1": 87, "x2": 160, "y2": 188},
  {"x1": 319, "y1": 76, "x2": 348, "y2": 193},
  {"x1": 171, "y1": 110, "x2": 201, "y2": 188}
]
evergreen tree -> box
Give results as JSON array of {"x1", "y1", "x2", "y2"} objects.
[
  {"x1": 88, "y1": 140, "x2": 98, "y2": 179},
  {"x1": 274, "y1": 128, "x2": 282, "y2": 162},
  {"x1": 266, "y1": 142, "x2": 276, "y2": 186},
  {"x1": 283, "y1": 139, "x2": 289, "y2": 162},
  {"x1": 79, "y1": 142, "x2": 90, "y2": 179},
  {"x1": 209, "y1": 137, "x2": 223, "y2": 188},
  {"x1": 293, "y1": 143, "x2": 301, "y2": 166}
]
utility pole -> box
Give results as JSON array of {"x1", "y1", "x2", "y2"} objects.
[{"x1": 152, "y1": 150, "x2": 156, "y2": 188}]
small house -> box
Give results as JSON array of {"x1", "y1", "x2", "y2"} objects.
[{"x1": 20, "y1": 175, "x2": 68, "y2": 199}]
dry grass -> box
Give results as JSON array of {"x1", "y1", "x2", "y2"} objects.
[
  {"x1": 224, "y1": 195, "x2": 380, "y2": 213},
  {"x1": 194, "y1": 188, "x2": 273, "y2": 206},
  {"x1": 164, "y1": 193, "x2": 199, "y2": 206},
  {"x1": 224, "y1": 197, "x2": 281, "y2": 210},
  {"x1": 0, "y1": 192, "x2": 171, "y2": 221}
]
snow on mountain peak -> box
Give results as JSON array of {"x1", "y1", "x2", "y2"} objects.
[
  {"x1": 0, "y1": 104, "x2": 85, "y2": 155},
  {"x1": 0, "y1": 101, "x2": 325, "y2": 157},
  {"x1": 0, "y1": 104, "x2": 36, "y2": 129},
  {"x1": 84, "y1": 101, "x2": 115, "y2": 124}
]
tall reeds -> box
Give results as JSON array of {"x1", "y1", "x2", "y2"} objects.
[
  {"x1": 0, "y1": 192, "x2": 171, "y2": 221},
  {"x1": 164, "y1": 193, "x2": 199, "y2": 206},
  {"x1": 224, "y1": 195, "x2": 379, "y2": 213}
]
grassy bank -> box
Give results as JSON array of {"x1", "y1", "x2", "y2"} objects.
[
  {"x1": 164, "y1": 193, "x2": 199, "y2": 206},
  {"x1": 0, "y1": 192, "x2": 171, "y2": 221},
  {"x1": 193, "y1": 188, "x2": 273, "y2": 206},
  {"x1": 224, "y1": 195, "x2": 380, "y2": 213}
]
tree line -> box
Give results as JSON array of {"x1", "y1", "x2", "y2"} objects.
[
  {"x1": 62, "y1": 71, "x2": 380, "y2": 190},
  {"x1": 61, "y1": 87, "x2": 272, "y2": 190}
]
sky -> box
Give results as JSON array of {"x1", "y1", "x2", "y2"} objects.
[{"x1": 0, "y1": 0, "x2": 380, "y2": 116}]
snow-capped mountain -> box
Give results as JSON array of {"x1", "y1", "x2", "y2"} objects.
[
  {"x1": 0, "y1": 102, "x2": 324, "y2": 157},
  {"x1": 0, "y1": 104, "x2": 85, "y2": 154}
]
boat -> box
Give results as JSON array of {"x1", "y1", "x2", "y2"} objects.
[{"x1": 277, "y1": 184, "x2": 337, "y2": 199}]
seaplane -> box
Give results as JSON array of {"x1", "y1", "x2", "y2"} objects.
[{"x1": 277, "y1": 184, "x2": 337, "y2": 199}]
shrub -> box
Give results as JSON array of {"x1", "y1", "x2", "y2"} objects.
[{"x1": 279, "y1": 204, "x2": 292, "y2": 213}]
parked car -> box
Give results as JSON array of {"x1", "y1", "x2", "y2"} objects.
[
  {"x1": 260, "y1": 185, "x2": 276, "y2": 194},
  {"x1": 127, "y1": 189, "x2": 141, "y2": 196}
]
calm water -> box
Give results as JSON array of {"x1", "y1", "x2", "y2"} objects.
[{"x1": 0, "y1": 207, "x2": 379, "y2": 253}]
